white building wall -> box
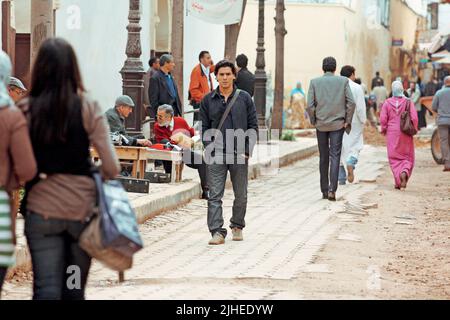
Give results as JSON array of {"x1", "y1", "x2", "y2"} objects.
[
  {"x1": 55, "y1": 0, "x2": 152, "y2": 111},
  {"x1": 183, "y1": 8, "x2": 225, "y2": 123},
  {"x1": 439, "y1": 3, "x2": 450, "y2": 35},
  {"x1": 13, "y1": 0, "x2": 31, "y2": 33}
]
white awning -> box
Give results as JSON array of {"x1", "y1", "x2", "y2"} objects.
[{"x1": 186, "y1": 0, "x2": 244, "y2": 25}]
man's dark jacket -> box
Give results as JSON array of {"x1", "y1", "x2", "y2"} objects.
[
  {"x1": 424, "y1": 81, "x2": 439, "y2": 97},
  {"x1": 105, "y1": 108, "x2": 138, "y2": 146},
  {"x1": 200, "y1": 87, "x2": 258, "y2": 157},
  {"x1": 148, "y1": 70, "x2": 183, "y2": 118},
  {"x1": 235, "y1": 68, "x2": 255, "y2": 97},
  {"x1": 371, "y1": 76, "x2": 384, "y2": 90}
]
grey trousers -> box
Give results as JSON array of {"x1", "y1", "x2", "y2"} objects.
[
  {"x1": 207, "y1": 157, "x2": 249, "y2": 238},
  {"x1": 439, "y1": 125, "x2": 450, "y2": 168}
]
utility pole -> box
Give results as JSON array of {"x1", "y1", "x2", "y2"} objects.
[
  {"x1": 224, "y1": 0, "x2": 247, "y2": 62},
  {"x1": 30, "y1": 0, "x2": 54, "y2": 64},
  {"x1": 254, "y1": 0, "x2": 267, "y2": 129},
  {"x1": 121, "y1": 0, "x2": 145, "y2": 135},
  {"x1": 171, "y1": 0, "x2": 184, "y2": 114},
  {"x1": 272, "y1": 0, "x2": 287, "y2": 133}
]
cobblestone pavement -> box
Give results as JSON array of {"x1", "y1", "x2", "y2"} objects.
[{"x1": 2, "y1": 146, "x2": 386, "y2": 300}]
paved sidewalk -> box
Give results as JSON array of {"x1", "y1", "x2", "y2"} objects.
[
  {"x1": 3, "y1": 145, "x2": 386, "y2": 300},
  {"x1": 7, "y1": 138, "x2": 318, "y2": 279}
]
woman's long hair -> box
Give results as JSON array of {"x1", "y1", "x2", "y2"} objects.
[{"x1": 29, "y1": 38, "x2": 85, "y2": 145}]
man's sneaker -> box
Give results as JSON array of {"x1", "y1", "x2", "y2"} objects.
[
  {"x1": 232, "y1": 228, "x2": 243, "y2": 241},
  {"x1": 208, "y1": 233, "x2": 225, "y2": 246},
  {"x1": 347, "y1": 165, "x2": 355, "y2": 183}
]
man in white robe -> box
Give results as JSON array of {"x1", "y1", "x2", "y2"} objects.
[{"x1": 338, "y1": 66, "x2": 367, "y2": 184}]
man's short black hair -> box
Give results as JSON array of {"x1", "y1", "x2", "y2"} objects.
[
  {"x1": 214, "y1": 60, "x2": 237, "y2": 76},
  {"x1": 149, "y1": 57, "x2": 158, "y2": 68},
  {"x1": 376, "y1": 71, "x2": 380, "y2": 76},
  {"x1": 199, "y1": 51, "x2": 210, "y2": 62},
  {"x1": 236, "y1": 54, "x2": 248, "y2": 69},
  {"x1": 340, "y1": 65, "x2": 356, "y2": 78},
  {"x1": 322, "y1": 57, "x2": 337, "y2": 73}
]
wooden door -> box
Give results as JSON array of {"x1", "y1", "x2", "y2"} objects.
[{"x1": 14, "y1": 34, "x2": 31, "y2": 89}]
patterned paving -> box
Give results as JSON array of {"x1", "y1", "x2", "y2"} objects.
[{"x1": 3, "y1": 146, "x2": 386, "y2": 300}]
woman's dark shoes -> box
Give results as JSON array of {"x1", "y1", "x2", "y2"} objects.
[
  {"x1": 322, "y1": 193, "x2": 328, "y2": 200},
  {"x1": 400, "y1": 172, "x2": 408, "y2": 189},
  {"x1": 328, "y1": 192, "x2": 337, "y2": 202},
  {"x1": 444, "y1": 167, "x2": 450, "y2": 172}
]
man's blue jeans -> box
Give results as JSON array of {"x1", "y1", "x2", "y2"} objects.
[{"x1": 207, "y1": 154, "x2": 248, "y2": 238}]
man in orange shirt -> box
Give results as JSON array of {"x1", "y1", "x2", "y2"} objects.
[{"x1": 189, "y1": 51, "x2": 215, "y2": 122}]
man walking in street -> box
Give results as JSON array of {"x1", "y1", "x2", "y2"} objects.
[
  {"x1": 143, "y1": 57, "x2": 160, "y2": 109},
  {"x1": 338, "y1": 65, "x2": 367, "y2": 185},
  {"x1": 371, "y1": 71, "x2": 384, "y2": 90},
  {"x1": 149, "y1": 54, "x2": 183, "y2": 119},
  {"x1": 189, "y1": 51, "x2": 215, "y2": 122},
  {"x1": 235, "y1": 54, "x2": 255, "y2": 97},
  {"x1": 307, "y1": 57, "x2": 356, "y2": 201},
  {"x1": 105, "y1": 95, "x2": 152, "y2": 147},
  {"x1": 372, "y1": 82, "x2": 388, "y2": 121},
  {"x1": 432, "y1": 76, "x2": 450, "y2": 172},
  {"x1": 200, "y1": 60, "x2": 258, "y2": 245}
]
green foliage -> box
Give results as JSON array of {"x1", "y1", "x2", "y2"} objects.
[{"x1": 281, "y1": 130, "x2": 296, "y2": 141}]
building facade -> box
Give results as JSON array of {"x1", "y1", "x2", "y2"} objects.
[{"x1": 237, "y1": 0, "x2": 428, "y2": 95}]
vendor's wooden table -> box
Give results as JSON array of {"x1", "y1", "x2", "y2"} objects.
[
  {"x1": 91, "y1": 146, "x2": 183, "y2": 183},
  {"x1": 420, "y1": 96, "x2": 436, "y2": 114}
]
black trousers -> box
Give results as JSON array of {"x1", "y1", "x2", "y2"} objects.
[
  {"x1": 0, "y1": 267, "x2": 7, "y2": 297},
  {"x1": 317, "y1": 128, "x2": 345, "y2": 194},
  {"x1": 25, "y1": 212, "x2": 91, "y2": 300},
  {"x1": 163, "y1": 150, "x2": 208, "y2": 190},
  {"x1": 418, "y1": 105, "x2": 427, "y2": 129},
  {"x1": 191, "y1": 101, "x2": 201, "y2": 123}
]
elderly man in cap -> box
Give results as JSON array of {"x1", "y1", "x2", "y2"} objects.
[
  {"x1": 8, "y1": 77, "x2": 27, "y2": 103},
  {"x1": 105, "y1": 95, "x2": 152, "y2": 147}
]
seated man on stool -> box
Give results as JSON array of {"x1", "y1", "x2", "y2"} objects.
[
  {"x1": 105, "y1": 95, "x2": 152, "y2": 177},
  {"x1": 105, "y1": 95, "x2": 153, "y2": 147},
  {"x1": 154, "y1": 104, "x2": 209, "y2": 199}
]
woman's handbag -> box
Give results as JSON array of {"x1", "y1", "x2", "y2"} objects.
[
  {"x1": 400, "y1": 99, "x2": 418, "y2": 136},
  {"x1": 79, "y1": 169, "x2": 144, "y2": 272}
]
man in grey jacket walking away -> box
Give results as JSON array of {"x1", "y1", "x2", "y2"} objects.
[
  {"x1": 307, "y1": 57, "x2": 356, "y2": 201},
  {"x1": 432, "y1": 76, "x2": 450, "y2": 172}
]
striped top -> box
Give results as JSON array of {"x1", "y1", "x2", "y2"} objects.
[{"x1": 0, "y1": 188, "x2": 14, "y2": 267}]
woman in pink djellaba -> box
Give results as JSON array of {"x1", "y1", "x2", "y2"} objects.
[{"x1": 380, "y1": 81, "x2": 418, "y2": 190}]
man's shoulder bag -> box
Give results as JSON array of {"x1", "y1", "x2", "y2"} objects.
[{"x1": 216, "y1": 89, "x2": 241, "y2": 134}]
